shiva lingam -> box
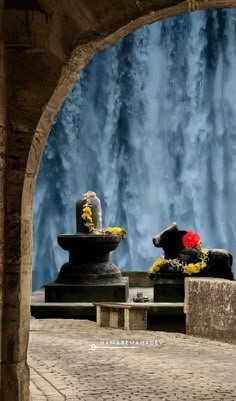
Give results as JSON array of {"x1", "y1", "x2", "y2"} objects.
[{"x1": 45, "y1": 192, "x2": 129, "y2": 302}]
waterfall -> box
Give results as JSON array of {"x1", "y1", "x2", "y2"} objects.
[{"x1": 33, "y1": 9, "x2": 236, "y2": 290}]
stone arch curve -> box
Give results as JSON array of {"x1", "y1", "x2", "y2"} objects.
[
  {"x1": 1, "y1": 1, "x2": 236, "y2": 400},
  {"x1": 23, "y1": 0, "x2": 236, "y2": 271}
]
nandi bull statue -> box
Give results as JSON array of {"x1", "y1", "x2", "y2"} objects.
[{"x1": 151, "y1": 222, "x2": 234, "y2": 280}]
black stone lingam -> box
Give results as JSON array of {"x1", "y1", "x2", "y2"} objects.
[{"x1": 45, "y1": 192, "x2": 129, "y2": 302}]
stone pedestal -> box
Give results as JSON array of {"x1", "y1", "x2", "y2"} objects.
[
  {"x1": 45, "y1": 234, "x2": 129, "y2": 302},
  {"x1": 45, "y1": 279, "x2": 129, "y2": 302},
  {"x1": 154, "y1": 276, "x2": 184, "y2": 302}
]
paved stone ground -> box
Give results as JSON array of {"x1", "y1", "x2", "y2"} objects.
[{"x1": 29, "y1": 320, "x2": 236, "y2": 401}]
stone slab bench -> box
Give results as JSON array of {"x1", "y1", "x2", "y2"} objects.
[{"x1": 94, "y1": 302, "x2": 149, "y2": 330}]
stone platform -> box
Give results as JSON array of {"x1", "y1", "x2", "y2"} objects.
[
  {"x1": 45, "y1": 277, "x2": 129, "y2": 302},
  {"x1": 31, "y1": 286, "x2": 185, "y2": 332},
  {"x1": 29, "y1": 319, "x2": 236, "y2": 401}
]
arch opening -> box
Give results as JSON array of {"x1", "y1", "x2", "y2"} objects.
[
  {"x1": 2, "y1": 1, "x2": 236, "y2": 400},
  {"x1": 33, "y1": 8, "x2": 236, "y2": 291}
]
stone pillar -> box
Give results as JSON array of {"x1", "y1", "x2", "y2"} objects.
[
  {"x1": 0, "y1": 5, "x2": 64, "y2": 401},
  {"x1": 0, "y1": 0, "x2": 6, "y2": 390},
  {"x1": 184, "y1": 278, "x2": 236, "y2": 344}
]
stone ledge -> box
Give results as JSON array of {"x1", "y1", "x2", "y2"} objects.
[{"x1": 184, "y1": 278, "x2": 236, "y2": 344}]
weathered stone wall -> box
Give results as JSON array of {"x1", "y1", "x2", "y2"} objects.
[
  {"x1": 185, "y1": 278, "x2": 236, "y2": 344},
  {"x1": 1, "y1": 1, "x2": 236, "y2": 400},
  {"x1": 0, "y1": 0, "x2": 6, "y2": 384}
]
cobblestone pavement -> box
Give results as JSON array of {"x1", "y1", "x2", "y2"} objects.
[{"x1": 29, "y1": 320, "x2": 236, "y2": 401}]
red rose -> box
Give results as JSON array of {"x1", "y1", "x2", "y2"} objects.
[{"x1": 182, "y1": 231, "x2": 200, "y2": 248}]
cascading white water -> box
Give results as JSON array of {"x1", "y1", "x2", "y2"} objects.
[{"x1": 33, "y1": 9, "x2": 236, "y2": 290}]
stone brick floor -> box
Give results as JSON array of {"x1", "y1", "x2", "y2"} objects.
[{"x1": 29, "y1": 319, "x2": 236, "y2": 401}]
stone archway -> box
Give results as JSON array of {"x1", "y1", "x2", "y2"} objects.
[{"x1": 1, "y1": 1, "x2": 236, "y2": 400}]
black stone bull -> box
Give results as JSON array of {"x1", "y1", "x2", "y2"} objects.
[{"x1": 153, "y1": 223, "x2": 234, "y2": 280}]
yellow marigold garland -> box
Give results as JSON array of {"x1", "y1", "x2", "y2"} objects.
[
  {"x1": 183, "y1": 262, "x2": 206, "y2": 275},
  {"x1": 80, "y1": 193, "x2": 126, "y2": 239},
  {"x1": 81, "y1": 194, "x2": 95, "y2": 232},
  {"x1": 104, "y1": 227, "x2": 127, "y2": 239},
  {"x1": 149, "y1": 247, "x2": 209, "y2": 278}
]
